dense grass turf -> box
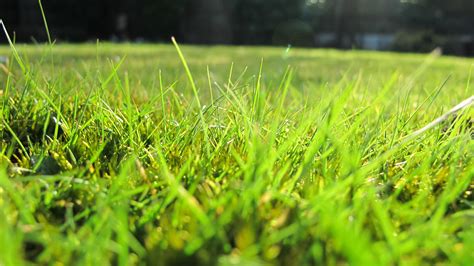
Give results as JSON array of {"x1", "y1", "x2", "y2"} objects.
[{"x1": 0, "y1": 42, "x2": 473, "y2": 265}]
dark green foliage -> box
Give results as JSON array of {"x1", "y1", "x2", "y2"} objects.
[{"x1": 2, "y1": 0, "x2": 474, "y2": 55}]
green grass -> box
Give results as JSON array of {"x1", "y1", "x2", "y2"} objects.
[{"x1": 0, "y1": 41, "x2": 473, "y2": 265}]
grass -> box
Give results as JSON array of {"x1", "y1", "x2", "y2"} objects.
[{"x1": 0, "y1": 40, "x2": 473, "y2": 265}]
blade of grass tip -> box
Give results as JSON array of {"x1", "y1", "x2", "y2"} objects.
[
  {"x1": 207, "y1": 66, "x2": 214, "y2": 105},
  {"x1": 276, "y1": 66, "x2": 293, "y2": 112},
  {"x1": 399, "y1": 50, "x2": 441, "y2": 118},
  {"x1": 403, "y1": 95, "x2": 473, "y2": 140},
  {"x1": 466, "y1": 64, "x2": 473, "y2": 94},
  {"x1": 171, "y1": 37, "x2": 210, "y2": 157},
  {"x1": 268, "y1": 66, "x2": 293, "y2": 145},
  {"x1": 52, "y1": 97, "x2": 62, "y2": 148},
  {"x1": 402, "y1": 75, "x2": 450, "y2": 129},
  {"x1": 0, "y1": 20, "x2": 26, "y2": 74},
  {"x1": 229, "y1": 65, "x2": 248, "y2": 89},
  {"x1": 1, "y1": 47, "x2": 14, "y2": 112},
  {"x1": 123, "y1": 71, "x2": 134, "y2": 148},
  {"x1": 213, "y1": 82, "x2": 249, "y2": 124},
  {"x1": 2, "y1": 20, "x2": 61, "y2": 119},
  {"x1": 38, "y1": 0, "x2": 55, "y2": 72},
  {"x1": 101, "y1": 56, "x2": 127, "y2": 90},
  {"x1": 38, "y1": 0, "x2": 52, "y2": 45},
  {"x1": 159, "y1": 70, "x2": 167, "y2": 127},
  {"x1": 388, "y1": 92, "x2": 402, "y2": 149},
  {"x1": 371, "y1": 71, "x2": 401, "y2": 149},
  {"x1": 227, "y1": 62, "x2": 234, "y2": 89},
  {"x1": 373, "y1": 71, "x2": 399, "y2": 104},
  {"x1": 96, "y1": 39, "x2": 100, "y2": 63},
  {"x1": 252, "y1": 58, "x2": 264, "y2": 122},
  {"x1": 351, "y1": 95, "x2": 474, "y2": 185},
  {"x1": 64, "y1": 88, "x2": 95, "y2": 149},
  {"x1": 285, "y1": 81, "x2": 359, "y2": 192}
]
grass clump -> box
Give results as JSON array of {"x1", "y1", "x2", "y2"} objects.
[{"x1": 0, "y1": 39, "x2": 473, "y2": 265}]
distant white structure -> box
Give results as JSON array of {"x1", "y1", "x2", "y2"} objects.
[
  {"x1": 315, "y1": 32, "x2": 395, "y2": 50},
  {"x1": 357, "y1": 33, "x2": 395, "y2": 50}
]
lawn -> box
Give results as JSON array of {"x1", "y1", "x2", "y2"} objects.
[{"x1": 0, "y1": 42, "x2": 473, "y2": 265}]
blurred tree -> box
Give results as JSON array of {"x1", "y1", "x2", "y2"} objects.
[
  {"x1": 126, "y1": 0, "x2": 188, "y2": 41},
  {"x1": 400, "y1": 0, "x2": 474, "y2": 34},
  {"x1": 41, "y1": 0, "x2": 117, "y2": 41},
  {"x1": 232, "y1": 0, "x2": 308, "y2": 45},
  {"x1": 181, "y1": 0, "x2": 234, "y2": 44},
  {"x1": 308, "y1": 0, "x2": 401, "y2": 48},
  {"x1": 397, "y1": 0, "x2": 474, "y2": 55},
  {"x1": 333, "y1": 0, "x2": 359, "y2": 48},
  {"x1": 357, "y1": 0, "x2": 401, "y2": 33},
  {"x1": 1, "y1": 0, "x2": 473, "y2": 55}
]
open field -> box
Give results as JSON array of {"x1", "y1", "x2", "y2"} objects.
[{"x1": 0, "y1": 43, "x2": 473, "y2": 265}]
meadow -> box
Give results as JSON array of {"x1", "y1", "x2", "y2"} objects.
[{"x1": 0, "y1": 41, "x2": 473, "y2": 265}]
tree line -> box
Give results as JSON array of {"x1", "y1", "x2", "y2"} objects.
[{"x1": 1, "y1": 0, "x2": 473, "y2": 55}]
